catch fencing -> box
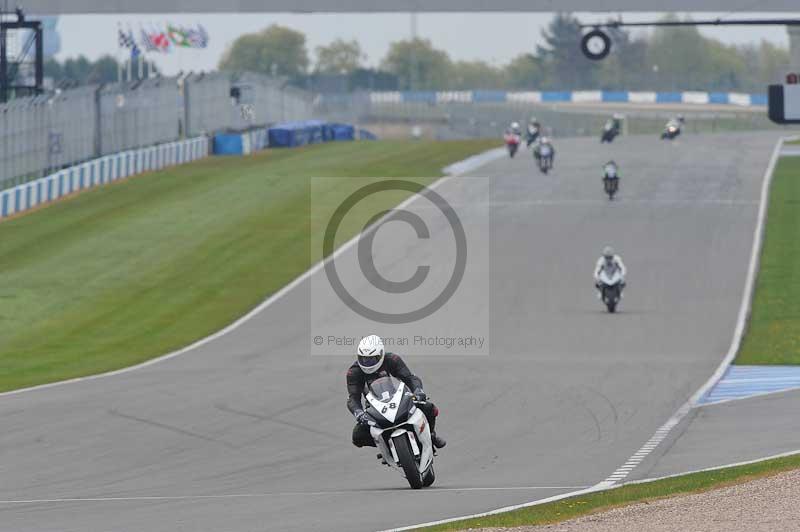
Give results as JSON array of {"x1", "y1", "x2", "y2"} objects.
[{"x1": 0, "y1": 73, "x2": 314, "y2": 190}]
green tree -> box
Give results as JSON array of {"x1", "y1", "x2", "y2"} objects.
[
  {"x1": 88, "y1": 55, "x2": 122, "y2": 84},
  {"x1": 62, "y1": 56, "x2": 92, "y2": 83},
  {"x1": 505, "y1": 53, "x2": 544, "y2": 89},
  {"x1": 536, "y1": 13, "x2": 598, "y2": 89},
  {"x1": 219, "y1": 24, "x2": 309, "y2": 78},
  {"x1": 448, "y1": 60, "x2": 505, "y2": 89},
  {"x1": 594, "y1": 24, "x2": 649, "y2": 90},
  {"x1": 315, "y1": 38, "x2": 365, "y2": 74},
  {"x1": 381, "y1": 38, "x2": 451, "y2": 90}
]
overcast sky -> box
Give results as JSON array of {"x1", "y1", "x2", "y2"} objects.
[{"x1": 54, "y1": 12, "x2": 799, "y2": 75}]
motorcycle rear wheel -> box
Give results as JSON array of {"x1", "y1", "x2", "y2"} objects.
[{"x1": 393, "y1": 435, "x2": 424, "y2": 489}]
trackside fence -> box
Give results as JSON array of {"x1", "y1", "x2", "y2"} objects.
[
  {"x1": 0, "y1": 73, "x2": 314, "y2": 190},
  {"x1": 0, "y1": 136, "x2": 207, "y2": 220}
]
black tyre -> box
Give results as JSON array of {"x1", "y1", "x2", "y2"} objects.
[
  {"x1": 422, "y1": 464, "x2": 436, "y2": 487},
  {"x1": 607, "y1": 301, "x2": 617, "y2": 313},
  {"x1": 393, "y1": 435, "x2": 423, "y2": 489}
]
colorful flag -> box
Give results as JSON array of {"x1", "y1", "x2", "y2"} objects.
[
  {"x1": 167, "y1": 24, "x2": 192, "y2": 47},
  {"x1": 140, "y1": 28, "x2": 157, "y2": 52},
  {"x1": 185, "y1": 24, "x2": 209, "y2": 49}
]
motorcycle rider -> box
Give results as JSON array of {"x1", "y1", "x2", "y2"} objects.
[
  {"x1": 594, "y1": 246, "x2": 627, "y2": 298},
  {"x1": 603, "y1": 160, "x2": 619, "y2": 180},
  {"x1": 533, "y1": 136, "x2": 555, "y2": 166},
  {"x1": 664, "y1": 115, "x2": 684, "y2": 135},
  {"x1": 526, "y1": 117, "x2": 541, "y2": 146},
  {"x1": 508, "y1": 121, "x2": 522, "y2": 136},
  {"x1": 347, "y1": 335, "x2": 447, "y2": 450}
]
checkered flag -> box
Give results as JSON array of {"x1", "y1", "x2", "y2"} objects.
[{"x1": 118, "y1": 27, "x2": 135, "y2": 49}]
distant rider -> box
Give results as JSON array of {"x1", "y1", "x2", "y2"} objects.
[
  {"x1": 594, "y1": 246, "x2": 627, "y2": 298},
  {"x1": 603, "y1": 160, "x2": 619, "y2": 181},
  {"x1": 533, "y1": 136, "x2": 555, "y2": 165},
  {"x1": 526, "y1": 117, "x2": 541, "y2": 146},
  {"x1": 347, "y1": 335, "x2": 447, "y2": 450}
]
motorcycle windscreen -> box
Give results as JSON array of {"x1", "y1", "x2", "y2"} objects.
[
  {"x1": 600, "y1": 264, "x2": 622, "y2": 284},
  {"x1": 368, "y1": 376, "x2": 401, "y2": 402},
  {"x1": 540, "y1": 146, "x2": 552, "y2": 156}
]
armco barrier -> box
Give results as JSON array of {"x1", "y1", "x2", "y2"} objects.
[
  {"x1": 0, "y1": 137, "x2": 208, "y2": 220},
  {"x1": 363, "y1": 90, "x2": 768, "y2": 107}
]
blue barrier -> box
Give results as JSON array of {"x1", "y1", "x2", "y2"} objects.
[
  {"x1": 402, "y1": 91, "x2": 436, "y2": 103},
  {"x1": 602, "y1": 91, "x2": 629, "y2": 103},
  {"x1": 369, "y1": 90, "x2": 765, "y2": 107},
  {"x1": 214, "y1": 134, "x2": 244, "y2": 155},
  {"x1": 655, "y1": 92, "x2": 683, "y2": 103},
  {"x1": 708, "y1": 92, "x2": 730, "y2": 104},
  {"x1": 541, "y1": 91, "x2": 571, "y2": 102},
  {"x1": 473, "y1": 90, "x2": 507, "y2": 103}
]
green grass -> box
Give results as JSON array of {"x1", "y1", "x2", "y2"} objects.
[
  {"x1": 737, "y1": 156, "x2": 800, "y2": 364},
  {"x1": 0, "y1": 139, "x2": 496, "y2": 392},
  {"x1": 420, "y1": 453, "x2": 800, "y2": 531}
]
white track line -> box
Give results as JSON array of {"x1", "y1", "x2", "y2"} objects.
[
  {"x1": 0, "y1": 149, "x2": 503, "y2": 400},
  {"x1": 379, "y1": 448, "x2": 800, "y2": 532},
  {"x1": 596, "y1": 136, "x2": 784, "y2": 486},
  {"x1": 384, "y1": 136, "x2": 787, "y2": 531},
  {"x1": 0, "y1": 486, "x2": 590, "y2": 505}
]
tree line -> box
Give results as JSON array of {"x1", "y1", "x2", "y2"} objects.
[
  {"x1": 219, "y1": 14, "x2": 789, "y2": 92},
  {"x1": 44, "y1": 55, "x2": 160, "y2": 87}
]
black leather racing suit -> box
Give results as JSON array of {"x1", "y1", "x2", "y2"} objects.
[{"x1": 347, "y1": 353, "x2": 439, "y2": 447}]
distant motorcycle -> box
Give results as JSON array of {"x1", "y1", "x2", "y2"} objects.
[
  {"x1": 504, "y1": 132, "x2": 521, "y2": 158},
  {"x1": 534, "y1": 141, "x2": 554, "y2": 175},
  {"x1": 526, "y1": 124, "x2": 540, "y2": 146},
  {"x1": 363, "y1": 376, "x2": 436, "y2": 489},
  {"x1": 598, "y1": 265, "x2": 624, "y2": 313},
  {"x1": 600, "y1": 121, "x2": 620, "y2": 143},
  {"x1": 603, "y1": 163, "x2": 619, "y2": 200},
  {"x1": 661, "y1": 118, "x2": 683, "y2": 140}
]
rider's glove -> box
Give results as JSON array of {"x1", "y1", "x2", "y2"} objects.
[
  {"x1": 414, "y1": 389, "x2": 427, "y2": 402},
  {"x1": 355, "y1": 410, "x2": 371, "y2": 425}
]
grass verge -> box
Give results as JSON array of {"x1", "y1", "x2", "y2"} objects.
[
  {"x1": 737, "y1": 156, "x2": 800, "y2": 364},
  {"x1": 0, "y1": 139, "x2": 496, "y2": 392},
  {"x1": 420, "y1": 452, "x2": 800, "y2": 531}
]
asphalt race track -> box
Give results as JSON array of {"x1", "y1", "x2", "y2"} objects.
[{"x1": 0, "y1": 132, "x2": 781, "y2": 532}]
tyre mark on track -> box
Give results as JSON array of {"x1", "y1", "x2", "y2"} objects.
[{"x1": 108, "y1": 409, "x2": 235, "y2": 449}]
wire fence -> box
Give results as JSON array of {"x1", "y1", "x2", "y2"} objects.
[{"x1": 0, "y1": 73, "x2": 314, "y2": 190}]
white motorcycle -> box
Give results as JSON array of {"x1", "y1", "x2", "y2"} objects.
[
  {"x1": 536, "y1": 143, "x2": 554, "y2": 174},
  {"x1": 598, "y1": 264, "x2": 624, "y2": 313},
  {"x1": 364, "y1": 376, "x2": 436, "y2": 489}
]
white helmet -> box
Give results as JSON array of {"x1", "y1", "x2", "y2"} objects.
[
  {"x1": 603, "y1": 246, "x2": 615, "y2": 259},
  {"x1": 357, "y1": 335, "x2": 385, "y2": 374},
  {"x1": 510, "y1": 121, "x2": 521, "y2": 132}
]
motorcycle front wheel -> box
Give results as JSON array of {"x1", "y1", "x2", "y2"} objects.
[
  {"x1": 393, "y1": 435, "x2": 424, "y2": 489},
  {"x1": 422, "y1": 464, "x2": 436, "y2": 487}
]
